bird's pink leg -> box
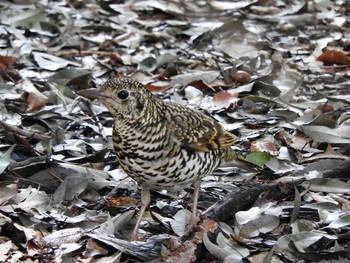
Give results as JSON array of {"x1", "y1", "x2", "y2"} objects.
[
  {"x1": 131, "y1": 185, "x2": 150, "y2": 241},
  {"x1": 183, "y1": 180, "x2": 201, "y2": 237}
]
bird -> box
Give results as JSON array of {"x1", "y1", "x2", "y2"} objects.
[{"x1": 78, "y1": 78, "x2": 257, "y2": 241}]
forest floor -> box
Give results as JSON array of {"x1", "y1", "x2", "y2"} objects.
[{"x1": 0, "y1": 0, "x2": 350, "y2": 262}]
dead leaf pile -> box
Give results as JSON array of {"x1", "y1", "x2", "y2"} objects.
[{"x1": 0, "y1": 0, "x2": 349, "y2": 262}]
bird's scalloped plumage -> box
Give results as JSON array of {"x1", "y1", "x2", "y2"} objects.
[
  {"x1": 78, "y1": 78, "x2": 254, "y2": 240},
  {"x1": 96, "y1": 78, "x2": 239, "y2": 191}
]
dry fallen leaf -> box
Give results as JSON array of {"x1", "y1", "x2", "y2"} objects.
[
  {"x1": 1, "y1": 1, "x2": 350, "y2": 262},
  {"x1": 107, "y1": 197, "x2": 137, "y2": 207},
  {"x1": 316, "y1": 49, "x2": 350, "y2": 65},
  {"x1": 19, "y1": 78, "x2": 49, "y2": 112},
  {"x1": 250, "y1": 140, "x2": 278, "y2": 156},
  {"x1": 231, "y1": 70, "x2": 251, "y2": 84},
  {"x1": 0, "y1": 55, "x2": 17, "y2": 69},
  {"x1": 26, "y1": 92, "x2": 49, "y2": 112}
]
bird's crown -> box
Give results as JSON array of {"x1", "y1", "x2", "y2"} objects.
[{"x1": 97, "y1": 78, "x2": 155, "y2": 121}]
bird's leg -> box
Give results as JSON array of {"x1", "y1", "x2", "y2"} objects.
[
  {"x1": 183, "y1": 180, "x2": 201, "y2": 238},
  {"x1": 131, "y1": 185, "x2": 151, "y2": 241}
]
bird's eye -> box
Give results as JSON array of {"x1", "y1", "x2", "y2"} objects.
[{"x1": 117, "y1": 90, "x2": 129, "y2": 100}]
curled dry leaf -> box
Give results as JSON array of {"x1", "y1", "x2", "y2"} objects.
[
  {"x1": 42, "y1": 227, "x2": 85, "y2": 247},
  {"x1": 26, "y1": 92, "x2": 49, "y2": 112},
  {"x1": 109, "y1": 53, "x2": 124, "y2": 64},
  {"x1": 1, "y1": 1, "x2": 350, "y2": 262},
  {"x1": 0, "y1": 55, "x2": 17, "y2": 69},
  {"x1": 26, "y1": 238, "x2": 43, "y2": 257},
  {"x1": 0, "y1": 144, "x2": 16, "y2": 175},
  {"x1": 19, "y1": 79, "x2": 48, "y2": 112},
  {"x1": 231, "y1": 70, "x2": 251, "y2": 84},
  {"x1": 0, "y1": 183, "x2": 17, "y2": 205},
  {"x1": 32, "y1": 52, "x2": 81, "y2": 71},
  {"x1": 211, "y1": 91, "x2": 239, "y2": 109},
  {"x1": 107, "y1": 197, "x2": 137, "y2": 207},
  {"x1": 213, "y1": 91, "x2": 237, "y2": 102},
  {"x1": 250, "y1": 140, "x2": 278, "y2": 156},
  {"x1": 145, "y1": 82, "x2": 170, "y2": 92},
  {"x1": 316, "y1": 50, "x2": 350, "y2": 65},
  {"x1": 203, "y1": 232, "x2": 245, "y2": 262}
]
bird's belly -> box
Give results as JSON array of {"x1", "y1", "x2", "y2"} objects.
[{"x1": 118, "y1": 149, "x2": 221, "y2": 191}]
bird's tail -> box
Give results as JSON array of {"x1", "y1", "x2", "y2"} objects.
[{"x1": 220, "y1": 147, "x2": 260, "y2": 173}]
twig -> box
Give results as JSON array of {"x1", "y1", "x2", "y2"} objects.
[{"x1": 0, "y1": 120, "x2": 52, "y2": 140}]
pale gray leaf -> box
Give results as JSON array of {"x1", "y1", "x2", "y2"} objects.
[
  {"x1": 0, "y1": 144, "x2": 16, "y2": 175},
  {"x1": 239, "y1": 215, "x2": 280, "y2": 238},
  {"x1": 169, "y1": 209, "x2": 191, "y2": 236},
  {"x1": 302, "y1": 178, "x2": 350, "y2": 193},
  {"x1": 43, "y1": 227, "x2": 85, "y2": 247},
  {"x1": 300, "y1": 125, "x2": 350, "y2": 144},
  {"x1": 203, "y1": 232, "x2": 243, "y2": 263},
  {"x1": 276, "y1": 230, "x2": 337, "y2": 253},
  {"x1": 137, "y1": 56, "x2": 157, "y2": 72},
  {"x1": 329, "y1": 214, "x2": 350, "y2": 228},
  {"x1": 170, "y1": 71, "x2": 220, "y2": 88},
  {"x1": 32, "y1": 52, "x2": 80, "y2": 71}
]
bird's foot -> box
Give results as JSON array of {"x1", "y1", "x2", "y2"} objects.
[
  {"x1": 130, "y1": 232, "x2": 147, "y2": 241},
  {"x1": 183, "y1": 221, "x2": 196, "y2": 237},
  {"x1": 180, "y1": 215, "x2": 200, "y2": 241}
]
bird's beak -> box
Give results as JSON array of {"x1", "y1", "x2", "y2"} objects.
[{"x1": 77, "y1": 89, "x2": 105, "y2": 100}]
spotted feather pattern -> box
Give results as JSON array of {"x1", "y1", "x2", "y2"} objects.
[{"x1": 97, "y1": 78, "x2": 240, "y2": 191}]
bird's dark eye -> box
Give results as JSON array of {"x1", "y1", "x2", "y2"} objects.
[{"x1": 117, "y1": 90, "x2": 129, "y2": 100}]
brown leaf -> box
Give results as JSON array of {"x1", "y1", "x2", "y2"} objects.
[
  {"x1": 316, "y1": 50, "x2": 350, "y2": 65},
  {"x1": 20, "y1": 78, "x2": 49, "y2": 112},
  {"x1": 0, "y1": 55, "x2": 17, "y2": 69},
  {"x1": 145, "y1": 82, "x2": 169, "y2": 92},
  {"x1": 26, "y1": 238, "x2": 43, "y2": 257},
  {"x1": 109, "y1": 53, "x2": 124, "y2": 64},
  {"x1": 231, "y1": 70, "x2": 251, "y2": 84},
  {"x1": 26, "y1": 91, "x2": 49, "y2": 112},
  {"x1": 277, "y1": 129, "x2": 312, "y2": 151},
  {"x1": 190, "y1": 80, "x2": 213, "y2": 91},
  {"x1": 210, "y1": 91, "x2": 239, "y2": 110},
  {"x1": 316, "y1": 104, "x2": 333, "y2": 113},
  {"x1": 250, "y1": 141, "x2": 278, "y2": 156},
  {"x1": 107, "y1": 197, "x2": 137, "y2": 207},
  {"x1": 212, "y1": 91, "x2": 238, "y2": 102}
]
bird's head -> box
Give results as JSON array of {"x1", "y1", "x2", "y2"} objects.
[{"x1": 78, "y1": 78, "x2": 154, "y2": 121}]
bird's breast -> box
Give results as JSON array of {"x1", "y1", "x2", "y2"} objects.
[{"x1": 112, "y1": 125, "x2": 221, "y2": 191}]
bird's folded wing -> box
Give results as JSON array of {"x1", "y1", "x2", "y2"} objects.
[{"x1": 169, "y1": 111, "x2": 238, "y2": 152}]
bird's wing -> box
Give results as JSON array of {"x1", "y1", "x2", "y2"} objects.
[{"x1": 168, "y1": 107, "x2": 238, "y2": 152}]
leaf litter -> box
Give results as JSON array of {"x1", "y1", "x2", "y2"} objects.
[{"x1": 0, "y1": 0, "x2": 350, "y2": 262}]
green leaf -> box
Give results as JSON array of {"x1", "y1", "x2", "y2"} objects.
[
  {"x1": 0, "y1": 144, "x2": 16, "y2": 175},
  {"x1": 137, "y1": 56, "x2": 157, "y2": 73},
  {"x1": 245, "y1": 151, "x2": 271, "y2": 167},
  {"x1": 13, "y1": 9, "x2": 45, "y2": 30},
  {"x1": 329, "y1": 214, "x2": 350, "y2": 228}
]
